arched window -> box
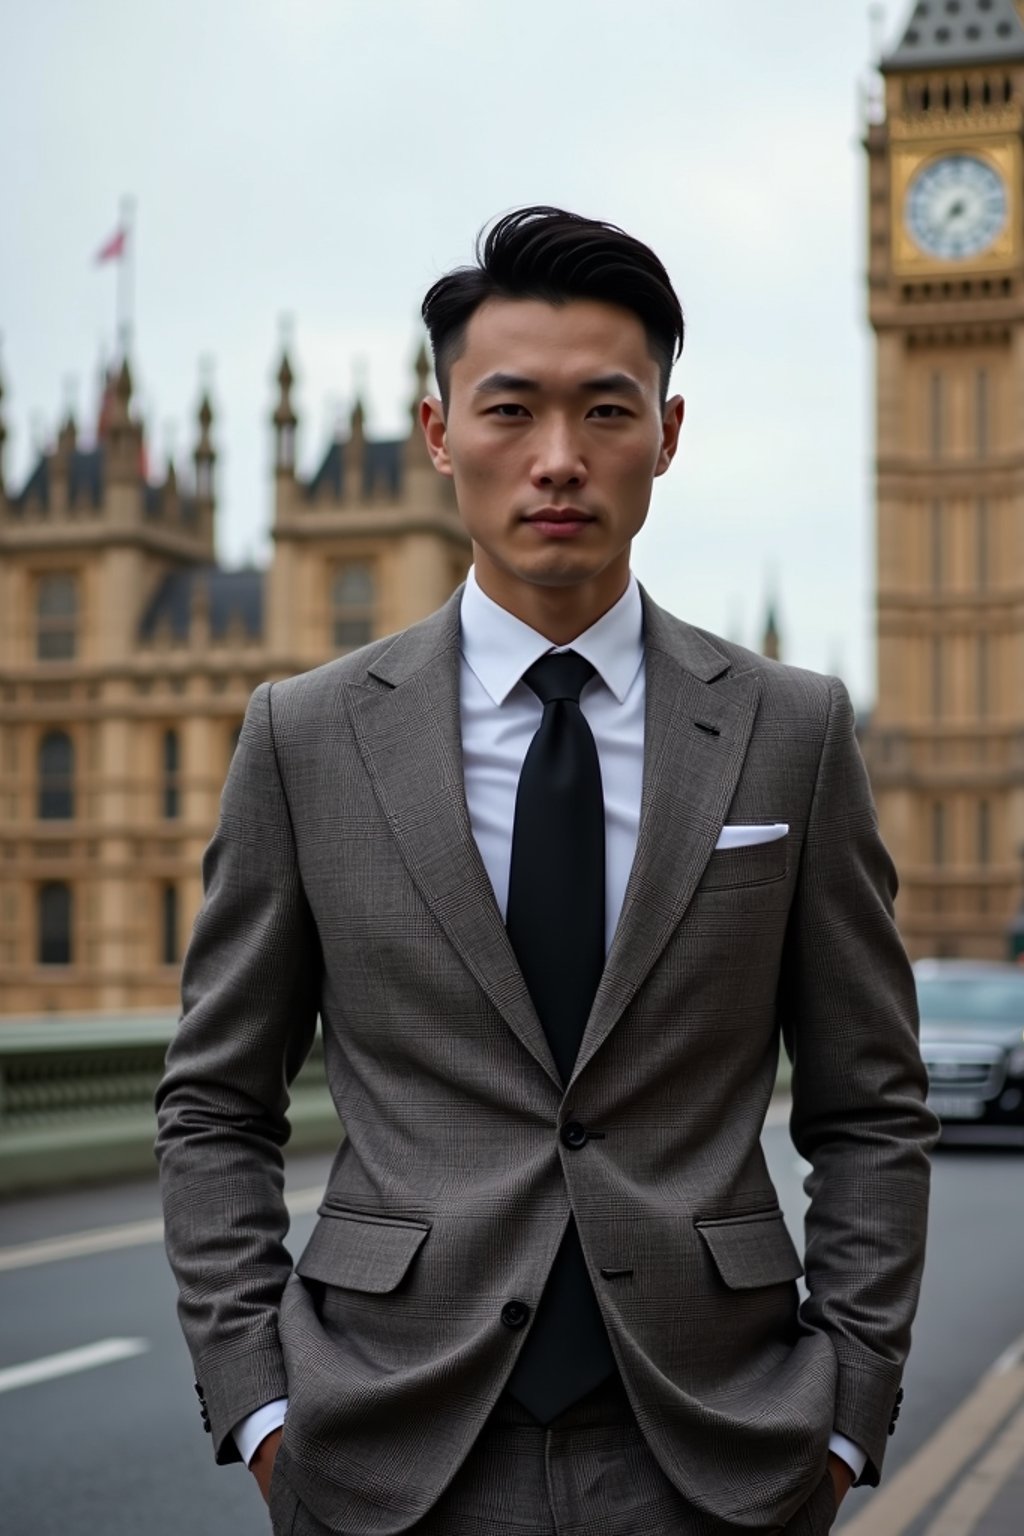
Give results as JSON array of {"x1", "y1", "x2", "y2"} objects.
[
  {"x1": 162, "y1": 884, "x2": 179, "y2": 965},
  {"x1": 36, "y1": 573, "x2": 78, "y2": 661},
  {"x1": 331, "y1": 562, "x2": 375, "y2": 651},
  {"x1": 163, "y1": 729, "x2": 180, "y2": 819},
  {"x1": 38, "y1": 731, "x2": 74, "y2": 818},
  {"x1": 38, "y1": 882, "x2": 72, "y2": 965}
]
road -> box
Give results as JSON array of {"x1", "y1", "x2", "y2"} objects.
[{"x1": 0, "y1": 1122, "x2": 1022, "y2": 1536}]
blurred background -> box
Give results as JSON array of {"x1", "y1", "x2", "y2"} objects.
[{"x1": 2, "y1": 3, "x2": 1024, "y2": 1534}]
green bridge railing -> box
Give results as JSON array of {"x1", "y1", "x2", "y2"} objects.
[{"x1": 0, "y1": 1012, "x2": 338, "y2": 1197}]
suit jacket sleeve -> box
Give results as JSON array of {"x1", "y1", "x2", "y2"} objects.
[
  {"x1": 779, "y1": 675, "x2": 938, "y2": 1485},
  {"x1": 154, "y1": 681, "x2": 322, "y2": 1462}
]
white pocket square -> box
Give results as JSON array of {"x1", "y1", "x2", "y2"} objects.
[{"x1": 715, "y1": 823, "x2": 789, "y2": 850}]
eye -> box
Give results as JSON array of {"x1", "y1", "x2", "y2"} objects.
[
  {"x1": 486, "y1": 403, "x2": 530, "y2": 418},
  {"x1": 589, "y1": 404, "x2": 630, "y2": 418}
]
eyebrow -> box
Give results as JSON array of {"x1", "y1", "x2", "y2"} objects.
[{"x1": 473, "y1": 370, "x2": 645, "y2": 399}]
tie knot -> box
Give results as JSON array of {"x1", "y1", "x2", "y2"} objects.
[{"x1": 523, "y1": 651, "x2": 596, "y2": 706}]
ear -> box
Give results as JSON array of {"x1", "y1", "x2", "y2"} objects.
[
  {"x1": 654, "y1": 395, "x2": 685, "y2": 477},
  {"x1": 419, "y1": 396, "x2": 453, "y2": 477}
]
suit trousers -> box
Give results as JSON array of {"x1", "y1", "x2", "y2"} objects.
[{"x1": 267, "y1": 1378, "x2": 838, "y2": 1536}]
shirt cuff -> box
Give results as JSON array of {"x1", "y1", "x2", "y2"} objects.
[
  {"x1": 828, "y1": 1431, "x2": 868, "y2": 1482},
  {"x1": 233, "y1": 1398, "x2": 289, "y2": 1467}
]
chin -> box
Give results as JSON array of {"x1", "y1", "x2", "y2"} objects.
[{"x1": 520, "y1": 555, "x2": 603, "y2": 587}]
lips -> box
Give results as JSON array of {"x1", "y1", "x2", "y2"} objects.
[
  {"x1": 522, "y1": 507, "x2": 596, "y2": 540},
  {"x1": 523, "y1": 507, "x2": 595, "y2": 524}
]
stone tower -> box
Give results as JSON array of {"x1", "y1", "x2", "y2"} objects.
[{"x1": 863, "y1": 0, "x2": 1024, "y2": 957}]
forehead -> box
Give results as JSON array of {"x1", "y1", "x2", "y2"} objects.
[{"x1": 453, "y1": 297, "x2": 658, "y2": 391}]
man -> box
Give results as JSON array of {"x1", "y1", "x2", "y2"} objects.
[{"x1": 156, "y1": 206, "x2": 936, "y2": 1536}]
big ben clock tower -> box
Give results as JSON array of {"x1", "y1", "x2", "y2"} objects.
[{"x1": 864, "y1": 0, "x2": 1024, "y2": 959}]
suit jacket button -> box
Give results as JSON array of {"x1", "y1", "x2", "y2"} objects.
[
  {"x1": 561, "y1": 1121, "x2": 588, "y2": 1150},
  {"x1": 501, "y1": 1300, "x2": 531, "y2": 1329}
]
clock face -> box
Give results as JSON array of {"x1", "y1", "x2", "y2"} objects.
[{"x1": 905, "y1": 154, "x2": 1008, "y2": 261}]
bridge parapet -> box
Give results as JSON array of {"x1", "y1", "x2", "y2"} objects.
[{"x1": 0, "y1": 1012, "x2": 336, "y2": 1196}]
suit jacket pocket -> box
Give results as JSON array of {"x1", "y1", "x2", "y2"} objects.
[
  {"x1": 295, "y1": 1208, "x2": 431, "y2": 1294},
  {"x1": 695, "y1": 1209, "x2": 804, "y2": 1289},
  {"x1": 698, "y1": 837, "x2": 789, "y2": 891}
]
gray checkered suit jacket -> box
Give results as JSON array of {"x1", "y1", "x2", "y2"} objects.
[{"x1": 155, "y1": 585, "x2": 935, "y2": 1534}]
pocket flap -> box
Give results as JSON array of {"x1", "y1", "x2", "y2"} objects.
[
  {"x1": 696, "y1": 1210, "x2": 803, "y2": 1289},
  {"x1": 295, "y1": 1209, "x2": 430, "y2": 1294}
]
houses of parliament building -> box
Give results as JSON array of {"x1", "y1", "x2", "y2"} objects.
[
  {"x1": 5, "y1": 0, "x2": 1024, "y2": 1015},
  {"x1": 0, "y1": 345, "x2": 471, "y2": 1014}
]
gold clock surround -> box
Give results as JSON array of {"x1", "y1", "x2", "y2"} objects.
[{"x1": 890, "y1": 137, "x2": 1022, "y2": 275}]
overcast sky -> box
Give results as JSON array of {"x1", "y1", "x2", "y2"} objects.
[{"x1": 2, "y1": 0, "x2": 910, "y2": 708}]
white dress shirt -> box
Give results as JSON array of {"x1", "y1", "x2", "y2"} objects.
[
  {"x1": 459, "y1": 565, "x2": 645, "y2": 951},
  {"x1": 233, "y1": 566, "x2": 865, "y2": 1483}
]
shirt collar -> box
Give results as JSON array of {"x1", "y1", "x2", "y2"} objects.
[{"x1": 459, "y1": 566, "x2": 644, "y2": 706}]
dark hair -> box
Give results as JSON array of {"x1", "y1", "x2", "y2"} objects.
[{"x1": 421, "y1": 205, "x2": 684, "y2": 409}]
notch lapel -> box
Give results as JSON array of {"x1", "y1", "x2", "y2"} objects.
[
  {"x1": 570, "y1": 599, "x2": 762, "y2": 1085},
  {"x1": 346, "y1": 600, "x2": 561, "y2": 1089}
]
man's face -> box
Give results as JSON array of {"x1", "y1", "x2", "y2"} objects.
[{"x1": 421, "y1": 297, "x2": 684, "y2": 616}]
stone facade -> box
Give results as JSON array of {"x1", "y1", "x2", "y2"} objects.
[
  {"x1": 863, "y1": 2, "x2": 1024, "y2": 957},
  {"x1": 0, "y1": 347, "x2": 470, "y2": 1013}
]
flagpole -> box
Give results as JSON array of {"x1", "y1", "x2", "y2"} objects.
[{"x1": 117, "y1": 196, "x2": 136, "y2": 360}]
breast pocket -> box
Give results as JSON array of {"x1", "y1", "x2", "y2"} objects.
[{"x1": 698, "y1": 836, "x2": 789, "y2": 892}]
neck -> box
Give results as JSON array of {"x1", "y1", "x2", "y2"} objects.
[{"x1": 473, "y1": 557, "x2": 630, "y2": 646}]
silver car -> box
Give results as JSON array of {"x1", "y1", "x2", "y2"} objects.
[{"x1": 915, "y1": 959, "x2": 1024, "y2": 1141}]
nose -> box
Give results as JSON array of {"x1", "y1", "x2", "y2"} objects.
[{"x1": 530, "y1": 419, "x2": 586, "y2": 491}]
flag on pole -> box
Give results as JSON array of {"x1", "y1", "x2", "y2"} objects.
[{"x1": 95, "y1": 228, "x2": 127, "y2": 264}]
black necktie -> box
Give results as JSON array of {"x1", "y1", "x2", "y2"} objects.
[{"x1": 502, "y1": 651, "x2": 617, "y2": 1421}]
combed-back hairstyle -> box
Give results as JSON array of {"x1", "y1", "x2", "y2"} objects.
[{"x1": 421, "y1": 206, "x2": 684, "y2": 410}]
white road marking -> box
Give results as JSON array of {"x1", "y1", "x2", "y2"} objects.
[
  {"x1": 0, "y1": 1216, "x2": 165, "y2": 1270},
  {"x1": 0, "y1": 1186, "x2": 324, "y2": 1272},
  {"x1": 0, "y1": 1337, "x2": 149, "y2": 1395}
]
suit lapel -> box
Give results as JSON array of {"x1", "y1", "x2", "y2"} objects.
[
  {"x1": 570, "y1": 596, "x2": 762, "y2": 1085},
  {"x1": 346, "y1": 594, "x2": 561, "y2": 1089}
]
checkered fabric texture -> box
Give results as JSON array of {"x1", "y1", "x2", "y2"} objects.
[{"x1": 155, "y1": 586, "x2": 936, "y2": 1535}]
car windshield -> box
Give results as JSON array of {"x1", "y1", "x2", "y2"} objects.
[{"x1": 916, "y1": 975, "x2": 1024, "y2": 1025}]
